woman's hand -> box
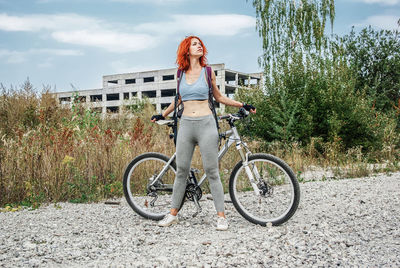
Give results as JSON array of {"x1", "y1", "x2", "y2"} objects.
[
  {"x1": 151, "y1": 114, "x2": 165, "y2": 122},
  {"x1": 242, "y1": 103, "x2": 256, "y2": 114}
]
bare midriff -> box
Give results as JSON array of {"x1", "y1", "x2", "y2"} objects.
[{"x1": 181, "y1": 100, "x2": 212, "y2": 117}]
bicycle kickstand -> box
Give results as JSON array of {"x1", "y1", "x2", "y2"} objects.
[{"x1": 192, "y1": 195, "x2": 202, "y2": 218}]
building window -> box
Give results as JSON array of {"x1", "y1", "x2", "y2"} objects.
[
  {"x1": 59, "y1": 97, "x2": 71, "y2": 104},
  {"x1": 214, "y1": 70, "x2": 218, "y2": 76},
  {"x1": 131, "y1": 92, "x2": 137, "y2": 97},
  {"x1": 163, "y1": 75, "x2": 174, "y2": 81},
  {"x1": 107, "y1": 106, "x2": 119, "y2": 113},
  {"x1": 90, "y1": 95, "x2": 102, "y2": 102},
  {"x1": 142, "y1": 90, "x2": 156, "y2": 98},
  {"x1": 123, "y1": 92, "x2": 129, "y2": 100},
  {"x1": 161, "y1": 103, "x2": 170, "y2": 110},
  {"x1": 144, "y1": 77, "x2": 155, "y2": 83},
  {"x1": 161, "y1": 89, "x2": 175, "y2": 97},
  {"x1": 76, "y1": 96, "x2": 86, "y2": 102},
  {"x1": 126, "y1": 78, "x2": 136, "y2": 84},
  {"x1": 107, "y1": 93, "x2": 120, "y2": 101},
  {"x1": 107, "y1": 80, "x2": 118, "y2": 86},
  {"x1": 226, "y1": 88, "x2": 236, "y2": 99}
]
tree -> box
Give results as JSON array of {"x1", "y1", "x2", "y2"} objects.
[
  {"x1": 240, "y1": 0, "x2": 397, "y2": 151},
  {"x1": 341, "y1": 26, "x2": 400, "y2": 113},
  {"x1": 248, "y1": 0, "x2": 335, "y2": 78}
]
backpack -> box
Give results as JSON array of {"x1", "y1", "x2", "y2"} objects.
[{"x1": 172, "y1": 66, "x2": 220, "y2": 145}]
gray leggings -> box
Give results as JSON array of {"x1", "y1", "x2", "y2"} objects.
[{"x1": 171, "y1": 114, "x2": 225, "y2": 212}]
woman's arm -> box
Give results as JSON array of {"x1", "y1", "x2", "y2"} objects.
[
  {"x1": 162, "y1": 96, "x2": 181, "y2": 117},
  {"x1": 151, "y1": 97, "x2": 180, "y2": 122},
  {"x1": 210, "y1": 67, "x2": 256, "y2": 113}
]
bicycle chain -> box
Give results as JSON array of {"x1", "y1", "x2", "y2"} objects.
[{"x1": 185, "y1": 183, "x2": 202, "y2": 201}]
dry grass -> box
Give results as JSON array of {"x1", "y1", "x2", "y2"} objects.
[{"x1": 0, "y1": 82, "x2": 399, "y2": 207}]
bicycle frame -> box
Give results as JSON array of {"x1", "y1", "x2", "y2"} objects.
[{"x1": 150, "y1": 119, "x2": 261, "y2": 195}]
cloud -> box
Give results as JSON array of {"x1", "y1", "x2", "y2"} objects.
[
  {"x1": 52, "y1": 30, "x2": 157, "y2": 53},
  {"x1": 110, "y1": 60, "x2": 168, "y2": 74},
  {"x1": 0, "y1": 48, "x2": 83, "y2": 64},
  {"x1": 37, "y1": 58, "x2": 54, "y2": 68},
  {"x1": 352, "y1": 0, "x2": 400, "y2": 5},
  {"x1": 0, "y1": 13, "x2": 101, "y2": 32},
  {"x1": 110, "y1": 0, "x2": 185, "y2": 3},
  {"x1": 36, "y1": 0, "x2": 186, "y2": 3},
  {"x1": 36, "y1": 0, "x2": 65, "y2": 3},
  {"x1": 0, "y1": 13, "x2": 158, "y2": 52},
  {"x1": 355, "y1": 15, "x2": 400, "y2": 30},
  {"x1": 134, "y1": 14, "x2": 256, "y2": 36},
  {"x1": 35, "y1": 48, "x2": 84, "y2": 56},
  {"x1": 0, "y1": 49, "x2": 26, "y2": 64},
  {"x1": 0, "y1": 12, "x2": 255, "y2": 53}
]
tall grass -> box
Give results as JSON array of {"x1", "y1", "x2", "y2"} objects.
[
  {"x1": 0, "y1": 81, "x2": 171, "y2": 206},
  {"x1": 0, "y1": 81, "x2": 399, "y2": 207}
]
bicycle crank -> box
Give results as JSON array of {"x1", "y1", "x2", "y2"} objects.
[
  {"x1": 185, "y1": 183, "x2": 202, "y2": 201},
  {"x1": 185, "y1": 183, "x2": 203, "y2": 217}
]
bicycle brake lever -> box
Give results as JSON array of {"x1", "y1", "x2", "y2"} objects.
[{"x1": 238, "y1": 107, "x2": 249, "y2": 117}]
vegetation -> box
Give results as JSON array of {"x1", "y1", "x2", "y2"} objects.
[
  {"x1": 0, "y1": 0, "x2": 399, "y2": 208},
  {"x1": 0, "y1": 84, "x2": 167, "y2": 207},
  {"x1": 236, "y1": 0, "x2": 400, "y2": 155}
]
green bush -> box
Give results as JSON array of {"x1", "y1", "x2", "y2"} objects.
[
  {"x1": 235, "y1": 48, "x2": 397, "y2": 152},
  {"x1": 341, "y1": 26, "x2": 400, "y2": 113}
]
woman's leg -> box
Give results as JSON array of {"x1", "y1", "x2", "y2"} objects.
[
  {"x1": 170, "y1": 119, "x2": 196, "y2": 214},
  {"x1": 197, "y1": 117, "x2": 225, "y2": 215}
]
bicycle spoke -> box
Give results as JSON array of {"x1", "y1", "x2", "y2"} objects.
[
  {"x1": 124, "y1": 154, "x2": 177, "y2": 220},
  {"x1": 230, "y1": 154, "x2": 299, "y2": 225}
]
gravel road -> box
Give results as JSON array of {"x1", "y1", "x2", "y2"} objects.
[{"x1": 0, "y1": 172, "x2": 399, "y2": 267}]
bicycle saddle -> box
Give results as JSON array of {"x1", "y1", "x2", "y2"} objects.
[{"x1": 156, "y1": 120, "x2": 174, "y2": 126}]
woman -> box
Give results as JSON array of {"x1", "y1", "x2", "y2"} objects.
[{"x1": 151, "y1": 36, "x2": 256, "y2": 231}]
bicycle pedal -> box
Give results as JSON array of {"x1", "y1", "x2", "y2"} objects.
[{"x1": 192, "y1": 195, "x2": 202, "y2": 218}]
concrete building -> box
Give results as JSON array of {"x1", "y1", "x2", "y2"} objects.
[{"x1": 56, "y1": 63, "x2": 263, "y2": 115}]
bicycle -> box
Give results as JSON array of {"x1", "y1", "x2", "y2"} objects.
[{"x1": 123, "y1": 108, "x2": 300, "y2": 226}]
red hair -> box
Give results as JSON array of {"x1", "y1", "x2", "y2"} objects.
[{"x1": 176, "y1": 36, "x2": 208, "y2": 71}]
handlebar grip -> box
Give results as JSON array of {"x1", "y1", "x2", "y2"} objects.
[{"x1": 218, "y1": 114, "x2": 231, "y2": 120}]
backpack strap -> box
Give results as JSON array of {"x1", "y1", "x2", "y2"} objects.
[
  {"x1": 176, "y1": 69, "x2": 183, "y2": 95},
  {"x1": 205, "y1": 66, "x2": 212, "y2": 93},
  {"x1": 172, "y1": 69, "x2": 184, "y2": 146},
  {"x1": 205, "y1": 66, "x2": 221, "y2": 141}
]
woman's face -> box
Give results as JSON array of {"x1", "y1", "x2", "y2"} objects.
[{"x1": 188, "y1": 38, "x2": 203, "y2": 57}]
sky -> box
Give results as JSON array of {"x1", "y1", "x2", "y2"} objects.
[{"x1": 0, "y1": 0, "x2": 399, "y2": 93}]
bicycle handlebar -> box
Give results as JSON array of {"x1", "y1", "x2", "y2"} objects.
[{"x1": 218, "y1": 107, "x2": 249, "y2": 121}]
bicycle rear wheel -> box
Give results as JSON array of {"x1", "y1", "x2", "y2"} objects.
[
  {"x1": 123, "y1": 152, "x2": 178, "y2": 221},
  {"x1": 229, "y1": 153, "x2": 300, "y2": 226}
]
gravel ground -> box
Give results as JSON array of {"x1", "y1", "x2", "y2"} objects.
[{"x1": 0, "y1": 172, "x2": 399, "y2": 267}]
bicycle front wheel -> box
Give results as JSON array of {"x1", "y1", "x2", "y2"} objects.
[
  {"x1": 123, "y1": 152, "x2": 177, "y2": 221},
  {"x1": 229, "y1": 153, "x2": 300, "y2": 226}
]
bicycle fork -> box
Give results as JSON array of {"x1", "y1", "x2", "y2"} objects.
[{"x1": 236, "y1": 142, "x2": 261, "y2": 196}]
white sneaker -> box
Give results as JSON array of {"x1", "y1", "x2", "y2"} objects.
[
  {"x1": 216, "y1": 216, "x2": 228, "y2": 231},
  {"x1": 158, "y1": 214, "x2": 179, "y2": 227}
]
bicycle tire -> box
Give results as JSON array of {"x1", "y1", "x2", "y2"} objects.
[
  {"x1": 229, "y1": 153, "x2": 300, "y2": 226},
  {"x1": 123, "y1": 152, "x2": 183, "y2": 221}
]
